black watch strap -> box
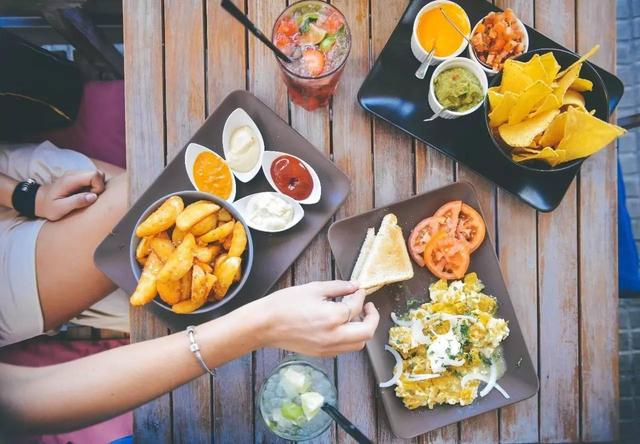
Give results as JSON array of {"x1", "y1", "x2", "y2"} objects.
[{"x1": 12, "y1": 179, "x2": 40, "y2": 218}]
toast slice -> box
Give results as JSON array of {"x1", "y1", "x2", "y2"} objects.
[
  {"x1": 351, "y1": 228, "x2": 382, "y2": 295},
  {"x1": 357, "y1": 214, "x2": 414, "y2": 289}
]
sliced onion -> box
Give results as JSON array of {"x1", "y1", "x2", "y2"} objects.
[
  {"x1": 442, "y1": 358, "x2": 465, "y2": 367},
  {"x1": 406, "y1": 373, "x2": 441, "y2": 381},
  {"x1": 390, "y1": 312, "x2": 412, "y2": 328},
  {"x1": 379, "y1": 345, "x2": 403, "y2": 388},
  {"x1": 460, "y1": 364, "x2": 510, "y2": 399}
]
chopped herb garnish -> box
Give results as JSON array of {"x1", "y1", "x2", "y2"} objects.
[{"x1": 480, "y1": 354, "x2": 492, "y2": 367}]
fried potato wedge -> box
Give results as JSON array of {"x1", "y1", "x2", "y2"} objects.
[
  {"x1": 195, "y1": 260, "x2": 213, "y2": 274},
  {"x1": 135, "y1": 236, "x2": 153, "y2": 264},
  {"x1": 176, "y1": 200, "x2": 220, "y2": 232},
  {"x1": 136, "y1": 195, "x2": 184, "y2": 237},
  {"x1": 217, "y1": 208, "x2": 232, "y2": 222},
  {"x1": 190, "y1": 213, "x2": 218, "y2": 237},
  {"x1": 157, "y1": 278, "x2": 182, "y2": 305},
  {"x1": 130, "y1": 252, "x2": 163, "y2": 306},
  {"x1": 180, "y1": 268, "x2": 192, "y2": 301},
  {"x1": 198, "y1": 221, "x2": 234, "y2": 244},
  {"x1": 150, "y1": 237, "x2": 175, "y2": 262},
  {"x1": 213, "y1": 256, "x2": 241, "y2": 300},
  {"x1": 227, "y1": 222, "x2": 247, "y2": 257},
  {"x1": 172, "y1": 227, "x2": 187, "y2": 246},
  {"x1": 157, "y1": 233, "x2": 196, "y2": 282},
  {"x1": 194, "y1": 246, "x2": 214, "y2": 263}
]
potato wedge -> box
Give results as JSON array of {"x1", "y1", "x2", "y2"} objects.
[
  {"x1": 222, "y1": 234, "x2": 232, "y2": 251},
  {"x1": 213, "y1": 253, "x2": 228, "y2": 275},
  {"x1": 136, "y1": 195, "x2": 184, "y2": 237},
  {"x1": 157, "y1": 233, "x2": 195, "y2": 282},
  {"x1": 136, "y1": 236, "x2": 153, "y2": 264},
  {"x1": 197, "y1": 221, "x2": 234, "y2": 244},
  {"x1": 217, "y1": 208, "x2": 232, "y2": 222},
  {"x1": 190, "y1": 213, "x2": 218, "y2": 237},
  {"x1": 130, "y1": 252, "x2": 163, "y2": 306},
  {"x1": 213, "y1": 256, "x2": 241, "y2": 300},
  {"x1": 227, "y1": 222, "x2": 247, "y2": 257},
  {"x1": 194, "y1": 246, "x2": 214, "y2": 263},
  {"x1": 179, "y1": 268, "x2": 192, "y2": 301},
  {"x1": 190, "y1": 263, "x2": 208, "y2": 304},
  {"x1": 176, "y1": 200, "x2": 220, "y2": 232},
  {"x1": 172, "y1": 296, "x2": 206, "y2": 314},
  {"x1": 157, "y1": 231, "x2": 170, "y2": 240},
  {"x1": 157, "y1": 278, "x2": 182, "y2": 305},
  {"x1": 195, "y1": 260, "x2": 213, "y2": 274},
  {"x1": 172, "y1": 227, "x2": 187, "y2": 246},
  {"x1": 150, "y1": 237, "x2": 175, "y2": 262}
]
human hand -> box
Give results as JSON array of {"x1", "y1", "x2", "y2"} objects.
[
  {"x1": 35, "y1": 170, "x2": 106, "y2": 221},
  {"x1": 253, "y1": 280, "x2": 380, "y2": 357}
]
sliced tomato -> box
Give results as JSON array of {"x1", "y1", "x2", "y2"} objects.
[
  {"x1": 302, "y1": 48, "x2": 325, "y2": 76},
  {"x1": 433, "y1": 200, "x2": 463, "y2": 233},
  {"x1": 455, "y1": 203, "x2": 486, "y2": 252},
  {"x1": 408, "y1": 216, "x2": 446, "y2": 266},
  {"x1": 322, "y1": 12, "x2": 344, "y2": 35},
  {"x1": 423, "y1": 231, "x2": 471, "y2": 280}
]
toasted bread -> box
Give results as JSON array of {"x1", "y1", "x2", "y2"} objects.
[{"x1": 358, "y1": 214, "x2": 414, "y2": 289}]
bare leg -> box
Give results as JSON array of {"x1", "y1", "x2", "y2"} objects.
[{"x1": 35, "y1": 172, "x2": 128, "y2": 331}]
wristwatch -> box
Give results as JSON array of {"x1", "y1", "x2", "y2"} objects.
[{"x1": 12, "y1": 178, "x2": 40, "y2": 218}]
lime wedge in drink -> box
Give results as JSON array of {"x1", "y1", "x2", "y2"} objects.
[{"x1": 300, "y1": 392, "x2": 325, "y2": 420}]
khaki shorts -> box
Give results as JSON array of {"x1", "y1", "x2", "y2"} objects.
[{"x1": 0, "y1": 141, "x2": 129, "y2": 347}]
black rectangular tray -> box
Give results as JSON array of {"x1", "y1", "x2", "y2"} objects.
[
  {"x1": 357, "y1": 0, "x2": 624, "y2": 212},
  {"x1": 94, "y1": 90, "x2": 350, "y2": 330}
]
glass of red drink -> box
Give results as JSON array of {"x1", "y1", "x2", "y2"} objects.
[{"x1": 272, "y1": 0, "x2": 351, "y2": 111}]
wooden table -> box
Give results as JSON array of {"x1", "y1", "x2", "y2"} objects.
[{"x1": 123, "y1": 1, "x2": 619, "y2": 442}]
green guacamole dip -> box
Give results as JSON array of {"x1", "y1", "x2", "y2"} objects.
[{"x1": 433, "y1": 67, "x2": 483, "y2": 112}]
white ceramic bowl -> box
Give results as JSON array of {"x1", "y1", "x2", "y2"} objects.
[
  {"x1": 410, "y1": 0, "x2": 471, "y2": 65},
  {"x1": 427, "y1": 57, "x2": 488, "y2": 120},
  {"x1": 184, "y1": 142, "x2": 237, "y2": 202},
  {"x1": 233, "y1": 191, "x2": 304, "y2": 233},
  {"x1": 261, "y1": 150, "x2": 322, "y2": 205},
  {"x1": 222, "y1": 107, "x2": 265, "y2": 183},
  {"x1": 467, "y1": 13, "x2": 529, "y2": 75}
]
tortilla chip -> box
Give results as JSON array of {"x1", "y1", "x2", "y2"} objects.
[
  {"x1": 508, "y1": 81, "x2": 553, "y2": 125},
  {"x1": 556, "y1": 44, "x2": 600, "y2": 79},
  {"x1": 513, "y1": 146, "x2": 567, "y2": 167},
  {"x1": 562, "y1": 89, "x2": 586, "y2": 109},
  {"x1": 501, "y1": 59, "x2": 534, "y2": 94},
  {"x1": 539, "y1": 112, "x2": 568, "y2": 147},
  {"x1": 499, "y1": 109, "x2": 560, "y2": 147},
  {"x1": 553, "y1": 63, "x2": 582, "y2": 103},
  {"x1": 522, "y1": 55, "x2": 548, "y2": 84},
  {"x1": 529, "y1": 94, "x2": 562, "y2": 118},
  {"x1": 557, "y1": 107, "x2": 626, "y2": 161},
  {"x1": 539, "y1": 52, "x2": 561, "y2": 84},
  {"x1": 489, "y1": 91, "x2": 518, "y2": 128},
  {"x1": 570, "y1": 77, "x2": 593, "y2": 92},
  {"x1": 488, "y1": 89, "x2": 503, "y2": 109}
]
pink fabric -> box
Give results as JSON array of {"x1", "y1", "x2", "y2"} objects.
[
  {"x1": 39, "y1": 80, "x2": 126, "y2": 168},
  {"x1": 0, "y1": 337, "x2": 132, "y2": 443}
]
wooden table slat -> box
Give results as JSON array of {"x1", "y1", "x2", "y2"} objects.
[
  {"x1": 576, "y1": 1, "x2": 619, "y2": 441},
  {"x1": 123, "y1": 0, "x2": 172, "y2": 442}
]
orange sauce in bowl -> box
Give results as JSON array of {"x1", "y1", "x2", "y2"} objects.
[
  {"x1": 416, "y1": 3, "x2": 470, "y2": 57},
  {"x1": 193, "y1": 151, "x2": 233, "y2": 200}
]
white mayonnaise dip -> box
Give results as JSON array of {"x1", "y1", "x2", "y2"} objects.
[
  {"x1": 227, "y1": 125, "x2": 259, "y2": 172},
  {"x1": 247, "y1": 194, "x2": 293, "y2": 231}
]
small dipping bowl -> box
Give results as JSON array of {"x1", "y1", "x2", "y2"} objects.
[
  {"x1": 411, "y1": 0, "x2": 471, "y2": 66},
  {"x1": 261, "y1": 150, "x2": 322, "y2": 205},
  {"x1": 233, "y1": 191, "x2": 305, "y2": 233},
  {"x1": 184, "y1": 143, "x2": 237, "y2": 202},
  {"x1": 129, "y1": 190, "x2": 253, "y2": 315},
  {"x1": 467, "y1": 12, "x2": 529, "y2": 76},
  {"x1": 222, "y1": 107, "x2": 265, "y2": 183},
  {"x1": 428, "y1": 57, "x2": 488, "y2": 120}
]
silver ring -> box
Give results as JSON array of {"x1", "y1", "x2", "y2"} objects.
[{"x1": 341, "y1": 301, "x2": 352, "y2": 324}]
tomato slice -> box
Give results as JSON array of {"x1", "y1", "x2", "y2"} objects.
[
  {"x1": 408, "y1": 216, "x2": 447, "y2": 266},
  {"x1": 433, "y1": 200, "x2": 462, "y2": 233},
  {"x1": 423, "y1": 231, "x2": 471, "y2": 280},
  {"x1": 455, "y1": 203, "x2": 486, "y2": 252}
]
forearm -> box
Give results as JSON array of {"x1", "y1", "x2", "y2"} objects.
[
  {"x1": 0, "y1": 172, "x2": 17, "y2": 209},
  {"x1": 0, "y1": 301, "x2": 270, "y2": 434}
]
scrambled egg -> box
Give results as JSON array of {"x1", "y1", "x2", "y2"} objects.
[{"x1": 388, "y1": 273, "x2": 509, "y2": 409}]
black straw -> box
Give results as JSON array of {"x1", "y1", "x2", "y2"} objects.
[
  {"x1": 220, "y1": 0, "x2": 292, "y2": 63},
  {"x1": 321, "y1": 403, "x2": 373, "y2": 444}
]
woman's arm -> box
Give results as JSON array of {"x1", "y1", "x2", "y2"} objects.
[
  {"x1": 0, "y1": 281, "x2": 378, "y2": 434},
  {"x1": 0, "y1": 172, "x2": 17, "y2": 209}
]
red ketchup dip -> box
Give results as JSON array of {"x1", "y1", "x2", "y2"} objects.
[{"x1": 270, "y1": 155, "x2": 314, "y2": 200}]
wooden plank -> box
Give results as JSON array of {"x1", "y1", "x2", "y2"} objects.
[
  {"x1": 488, "y1": 2, "x2": 539, "y2": 443},
  {"x1": 330, "y1": 1, "x2": 378, "y2": 442},
  {"x1": 123, "y1": 1, "x2": 172, "y2": 441},
  {"x1": 245, "y1": 1, "x2": 291, "y2": 443},
  {"x1": 370, "y1": 1, "x2": 417, "y2": 442},
  {"x1": 576, "y1": 1, "x2": 619, "y2": 441},
  {"x1": 205, "y1": 1, "x2": 254, "y2": 442},
  {"x1": 163, "y1": 1, "x2": 210, "y2": 442},
  {"x1": 535, "y1": 2, "x2": 580, "y2": 442}
]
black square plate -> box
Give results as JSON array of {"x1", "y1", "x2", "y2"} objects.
[{"x1": 357, "y1": 0, "x2": 624, "y2": 212}]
